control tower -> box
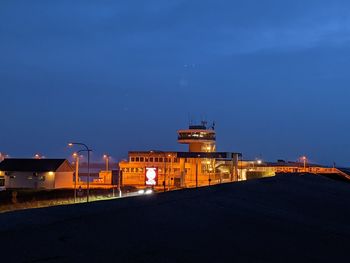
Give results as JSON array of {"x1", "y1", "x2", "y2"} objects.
[{"x1": 177, "y1": 121, "x2": 216, "y2": 152}]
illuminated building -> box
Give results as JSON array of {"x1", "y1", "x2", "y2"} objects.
[
  {"x1": 119, "y1": 122, "x2": 350, "y2": 189},
  {"x1": 119, "y1": 122, "x2": 241, "y2": 189},
  {"x1": 0, "y1": 159, "x2": 74, "y2": 189}
]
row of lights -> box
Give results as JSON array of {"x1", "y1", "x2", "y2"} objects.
[{"x1": 67, "y1": 143, "x2": 117, "y2": 203}]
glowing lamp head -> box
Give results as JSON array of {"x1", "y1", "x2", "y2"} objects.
[{"x1": 68, "y1": 143, "x2": 73, "y2": 147}]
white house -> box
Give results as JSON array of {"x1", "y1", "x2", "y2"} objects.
[{"x1": 0, "y1": 159, "x2": 74, "y2": 189}]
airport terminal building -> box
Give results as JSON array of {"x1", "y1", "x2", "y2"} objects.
[
  {"x1": 119, "y1": 123, "x2": 242, "y2": 189},
  {"x1": 119, "y1": 123, "x2": 350, "y2": 189}
]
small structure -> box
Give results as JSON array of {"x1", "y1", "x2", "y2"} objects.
[
  {"x1": 96, "y1": 170, "x2": 113, "y2": 184},
  {"x1": 0, "y1": 159, "x2": 74, "y2": 189}
]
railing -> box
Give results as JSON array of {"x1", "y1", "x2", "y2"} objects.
[{"x1": 178, "y1": 134, "x2": 216, "y2": 141}]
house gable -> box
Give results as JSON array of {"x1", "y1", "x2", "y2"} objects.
[{"x1": 56, "y1": 160, "x2": 74, "y2": 172}]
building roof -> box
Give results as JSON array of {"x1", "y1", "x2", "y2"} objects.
[
  {"x1": 0, "y1": 159, "x2": 70, "y2": 172},
  {"x1": 264, "y1": 161, "x2": 328, "y2": 168}
]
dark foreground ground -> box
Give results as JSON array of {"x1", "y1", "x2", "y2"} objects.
[{"x1": 1, "y1": 174, "x2": 350, "y2": 263}]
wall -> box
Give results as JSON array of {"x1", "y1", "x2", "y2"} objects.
[
  {"x1": 4, "y1": 172, "x2": 55, "y2": 189},
  {"x1": 54, "y1": 172, "x2": 73, "y2": 188}
]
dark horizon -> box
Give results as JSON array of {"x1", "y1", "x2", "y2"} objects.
[{"x1": 1, "y1": 1, "x2": 350, "y2": 166}]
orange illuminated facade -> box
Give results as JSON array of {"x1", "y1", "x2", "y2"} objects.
[
  {"x1": 119, "y1": 123, "x2": 350, "y2": 189},
  {"x1": 119, "y1": 123, "x2": 241, "y2": 189}
]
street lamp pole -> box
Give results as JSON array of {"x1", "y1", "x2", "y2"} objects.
[
  {"x1": 302, "y1": 156, "x2": 307, "y2": 172},
  {"x1": 73, "y1": 150, "x2": 86, "y2": 203},
  {"x1": 168, "y1": 154, "x2": 172, "y2": 191},
  {"x1": 69, "y1": 142, "x2": 92, "y2": 202},
  {"x1": 103, "y1": 154, "x2": 110, "y2": 171},
  {"x1": 73, "y1": 152, "x2": 80, "y2": 203},
  {"x1": 196, "y1": 154, "x2": 200, "y2": 188}
]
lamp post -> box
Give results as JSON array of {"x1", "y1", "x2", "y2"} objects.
[
  {"x1": 196, "y1": 154, "x2": 200, "y2": 188},
  {"x1": 68, "y1": 142, "x2": 92, "y2": 202},
  {"x1": 168, "y1": 154, "x2": 172, "y2": 191},
  {"x1": 73, "y1": 152, "x2": 79, "y2": 203},
  {"x1": 72, "y1": 150, "x2": 85, "y2": 203},
  {"x1": 103, "y1": 154, "x2": 110, "y2": 171},
  {"x1": 301, "y1": 156, "x2": 307, "y2": 172}
]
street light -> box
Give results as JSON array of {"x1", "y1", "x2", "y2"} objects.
[
  {"x1": 103, "y1": 154, "x2": 110, "y2": 171},
  {"x1": 196, "y1": 154, "x2": 200, "y2": 188},
  {"x1": 301, "y1": 156, "x2": 307, "y2": 172},
  {"x1": 34, "y1": 153, "x2": 43, "y2": 159},
  {"x1": 167, "y1": 154, "x2": 172, "y2": 191},
  {"x1": 68, "y1": 142, "x2": 92, "y2": 202},
  {"x1": 72, "y1": 151, "x2": 85, "y2": 203}
]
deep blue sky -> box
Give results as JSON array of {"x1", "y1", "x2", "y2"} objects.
[{"x1": 1, "y1": 0, "x2": 350, "y2": 165}]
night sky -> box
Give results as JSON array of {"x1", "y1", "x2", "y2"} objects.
[{"x1": 1, "y1": 0, "x2": 350, "y2": 165}]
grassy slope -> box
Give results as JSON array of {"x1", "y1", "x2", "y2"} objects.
[{"x1": 0, "y1": 174, "x2": 349, "y2": 262}]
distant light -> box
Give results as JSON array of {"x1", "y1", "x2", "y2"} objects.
[
  {"x1": 48, "y1": 171, "x2": 54, "y2": 176},
  {"x1": 68, "y1": 143, "x2": 73, "y2": 147},
  {"x1": 145, "y1": 189, "x2": 153, "y2": 195},
  {"x1": 257, "y1": 160, "x2": 262, "y2": 165},
  {"x1": 138, "y1": 189, "x2": 145, "y2": 194}
]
